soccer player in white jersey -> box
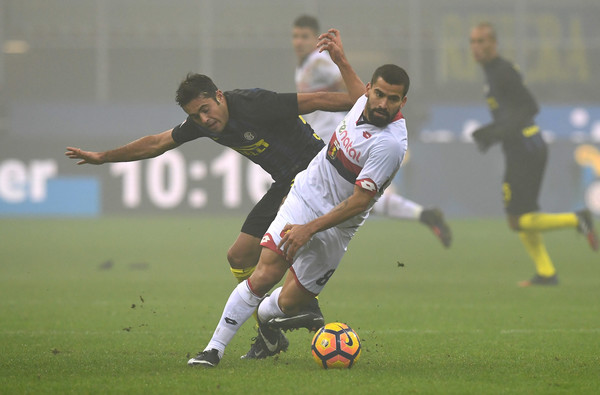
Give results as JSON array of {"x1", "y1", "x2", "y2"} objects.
[
  {"x1": 293, "y1": 15, "x2": 452, "y2": 248},
  {"x1": 189, "y1": 29, "x2": 410, "y2": 367}
]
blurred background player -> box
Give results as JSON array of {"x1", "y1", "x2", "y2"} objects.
[
  {"x1": 293, "y1": 15, "x2": 452, "y2": 248},
  {"x1": 469, "y1": 22, "x2": 598, "y2": 287}
]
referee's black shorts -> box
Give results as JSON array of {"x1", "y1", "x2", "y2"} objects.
[
  {"x1": 502, "y1": 143, "x2": 547, "y2": 216},
  {"x1": 240, "y1": 179, "x2": 293, "y2": 238}
]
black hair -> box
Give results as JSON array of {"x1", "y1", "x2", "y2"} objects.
[
  {"x1": 293, "y1": 15, "x2": 319, "y2": 34},
  {"x1": 176, "y1": 73, "x2": 218, "y2": 107},
  {"x1": 370, "y1": 64, "x2": 410, "y2": 97}
]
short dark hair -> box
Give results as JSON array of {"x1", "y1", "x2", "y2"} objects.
[
  {"x1": 176, "y1": 73, "x2": 218, "y2": 107},
  {"x1": 370, "y1": 64, "x2": 410, "y2": 97},
  {"x1": 293, "y1": 15, "x2": 319, "y2": 34}
]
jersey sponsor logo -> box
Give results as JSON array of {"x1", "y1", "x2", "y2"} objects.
[
  {"x1": 337, "y1": 128, "x2": 362, "y2": 161},
  {"x1": 243, "y1": 131, "x2": 256, "y2": 141},
  {"x1": 357, "y1": 178, "x2": 377, "y2": 192},
  {"x1": 232, "y1": 139, "x2": 270, "y2": 156}
]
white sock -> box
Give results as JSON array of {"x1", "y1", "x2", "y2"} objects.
[
  {"x1": 205, "y1": 280, "x2": 262, "y2": 359},
  {"x1": 257, "y1": 287, "x2": 285, "y2": 324},
  {"x1": 373, "y1": 192, "x2": 423, "y2": 220}
]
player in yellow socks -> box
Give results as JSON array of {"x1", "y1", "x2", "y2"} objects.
[
  {"x1": 470, "y1": 22, "x2": 598, "y2": 287},
  {"x1": 230, "y1": 267, "x2": 256, "y2": 284}
]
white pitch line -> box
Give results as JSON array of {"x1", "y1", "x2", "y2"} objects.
[
  {"x1": 358, "y1": 328, "x2": 600, "y2": 335},
  {"x1": 500, "y1": 328, "x2": 600, "y2": 334}
]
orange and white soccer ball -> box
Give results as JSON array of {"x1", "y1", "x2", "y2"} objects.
[{"x1": 311, "y1": 322, "x2": 361, "y2": 369}]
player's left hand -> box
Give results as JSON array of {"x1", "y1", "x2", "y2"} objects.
[
  {"x1": 65, "y1": 147, "x2": 104, "y2": 165},
  {"x1": 278, "y1": 223, "x2": 313, "y2": 261}
]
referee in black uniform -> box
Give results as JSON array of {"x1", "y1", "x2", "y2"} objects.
[{"x1": 469, "y1": 22, "x2": 597, "y2": 287}]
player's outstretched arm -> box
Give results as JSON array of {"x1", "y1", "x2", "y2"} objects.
[
  {"x1": 296, "y1": 91, "x2": 355, "y2": 115},
  {"x1": 317, "y1": 28, "x2": 365, "y2": 102},
  {"x1": 65, "y1": 129, "x2": 178, "y2": 165},
  {"x1": 278, "y1": 185, "x2": 373, "y2": 260}
]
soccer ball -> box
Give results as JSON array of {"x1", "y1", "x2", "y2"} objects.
[{"x1": 311, "y1": 322, "x2": 361, "y2": 369}]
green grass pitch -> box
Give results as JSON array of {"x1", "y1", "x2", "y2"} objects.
[{"x1": 1, "y1": 216, "x2": 599, "y2": 394}]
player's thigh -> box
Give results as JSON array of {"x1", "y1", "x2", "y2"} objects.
[
  {"x1": 503, "y1": 156, "x2": 545, "y2": 215},
  {"x1": 230, "y1": 180, "x2": 291, "y2": 268},
  {"x1": 291, "y1": 227, "x2": 349, "y2": 295},
  {"x1": 240, "y1": 180, "x2": 290, "y2": 238}
]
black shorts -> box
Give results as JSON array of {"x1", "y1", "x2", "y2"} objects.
[
  {"x1": 240, "y1": 180, "x2": 293, "y2": 238},
  {"x1": 502, "y1": 145, "x2": 547, "y2": 216}
]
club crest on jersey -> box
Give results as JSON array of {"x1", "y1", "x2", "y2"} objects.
[
  {"x1": 358, "y1": 179, "x2": 377, "y2": 192},
  {"x1": 244, "y1": 131, "x2": 256, "y2": 141},
  {"x1": 327, "y1": 140, "x2": 339, "y2": 160}
]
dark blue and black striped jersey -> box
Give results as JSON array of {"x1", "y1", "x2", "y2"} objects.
[
  {"x1": 171, "y1": 89, "x2": 325, "y2": 183},
  {"x1": 482, "y1": 56, "x2": 544, "y2": 155}
]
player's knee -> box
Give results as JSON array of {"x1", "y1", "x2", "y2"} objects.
[
  {"x1": 227, "y1": 237, "x2": 262, "y2": 269},
  {"x1": 227, "y1": 246, "x2": 252, "y2": 269}
]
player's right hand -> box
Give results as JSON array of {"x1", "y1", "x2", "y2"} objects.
[
  {"x1": 317, "y1": 28, "x2": 345, "y2": 65},
  {"x1": 278, "y1": 223, "x2": 313, "y2": 261},
  {"x1": 65, "y1": 147, "x2": 103, "y2": 165}
]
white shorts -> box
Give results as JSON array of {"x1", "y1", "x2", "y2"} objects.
[{"x1": 260, "y1": 188, "x2": 353, "y2": 294}]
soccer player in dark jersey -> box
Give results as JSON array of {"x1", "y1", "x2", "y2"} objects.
[
  {"x1": 469, "y1": 22, "x2": 598, "y2": 287},
  {"x1": 66, "y1": 72, "x2": 363, "y2": 297}
]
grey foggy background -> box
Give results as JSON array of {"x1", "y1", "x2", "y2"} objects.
[
  {"x1": 2, "y1": 0, "x2": 599, "y2": 112},
  {"x1": 1, "y1": 0, "x2": 599, "y2": 217}
]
